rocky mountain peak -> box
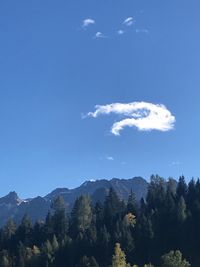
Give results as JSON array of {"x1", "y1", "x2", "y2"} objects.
[{"x1": 0, "y1": 191, "x2": 22, "y2": 205}]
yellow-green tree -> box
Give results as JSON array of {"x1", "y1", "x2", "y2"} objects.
[
  {"x1": 112, "y1": 243, "x2": 127, "y2": 267},
  {"x1": 161, "y1": 250, "x2": 190, "y2": 267}
]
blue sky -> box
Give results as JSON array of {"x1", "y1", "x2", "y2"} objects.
[{"x1": 0, "y1": 0, "x2": 200, "y2": 198}]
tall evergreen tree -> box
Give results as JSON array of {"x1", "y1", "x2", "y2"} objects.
[
  {"x1": 177, "y1": 196, "x2": 187, "y2": 223},
  {"x1": 3, "y1": 219, "x2": 16, "y2": 240},
  {"x1": 112, "y1": 243, "x2": 127, "y2": 267},
  {"x1": 17, "y1": 242, "x2": 26, "y2": 267},
  {"x1": 127, "y1": 190, "x2": 137, "y2": 215},
  {"x1": 104, "y1": 188, "x2": 124, "y2": 230},
  {"x1": 146, "y1": 175, "x2": 166, "y2": 211},
  {"x1": 16, "y1": 215, "x2": 33, "y2": 246},
  {"x1": 51, "y1": 196, "x2": 68, "y2": 241},
  {"x1": 177, "y1": 176, "x2": 187, "y2": 199},
  {"x1": 71, "y1": 195, "x2": 93, "y2": 237},
  {"x1": 78, "y1": 255, "x2": 99, "y2": 267}
]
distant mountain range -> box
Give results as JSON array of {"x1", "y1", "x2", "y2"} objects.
[{"x1": 0, "y1": 177, "x2": 148, "y2": 227}]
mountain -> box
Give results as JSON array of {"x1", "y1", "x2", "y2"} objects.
[
  {"x1": 0, "y1": 177, "x2": 148, "y2": 227},
  {"x1": 0, "y1": 191, "x2": 22, "y2": 206}
]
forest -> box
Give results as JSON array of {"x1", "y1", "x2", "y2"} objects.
[{"x1": 0, "y1": 175, "x2": 199, "y2": 267}]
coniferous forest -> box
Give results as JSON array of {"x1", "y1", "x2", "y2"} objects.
[{"x1": 1, "y1": 175, "x2": 200, "y2": 267}]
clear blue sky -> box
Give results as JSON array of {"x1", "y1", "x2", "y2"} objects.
[{"x1": 0, "y1": 0, "x2": 200, "y2": 198}]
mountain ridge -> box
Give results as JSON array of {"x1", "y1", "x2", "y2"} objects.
[{"x1": 0, "y1": 177, "x2": 148, "y2": 226}]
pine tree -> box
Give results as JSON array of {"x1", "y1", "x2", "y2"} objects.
[
  {"x1": 127, "y1": 190, "x2": 137, "y2": 215},
  {"x1": 135, "y1": 214, "x2": 154, "y2": 265},
  {"x1": 51, "y1": 196, "x2": 68, "y2": 241},
  {"x1": 146, "y1": 175, "x2": 166, "y2": 211},
  {"x1": 112, "y1": 243, "x2": 127, "y2": 267},
  {"x1": 161, "y1": 250, "x2": 190, "y2": 267},
  {"x1": 52, "y1": 234, "x2": 59, "y2": 251},
  {"x1": 42, "y1": 239, "x2": 53, "y2": 266},
  {"x1": 45, "y1": 212, "x2": 54, "y2": 239},
  {"x1": 71, "y1": 195, "x2": 93, "y2": 236},
  {"x1": 117, "y1": 218, "x2": 135, "y2": 264},
  {"x1": 78, "y1": 255, "x2": 99, "y2": 267},
  {"x1": 17, "y1": 214, "x2": 33, "y2": 246},
  {"x1": 177, "y1": 176, "x2": 187, "y2": 199},
  {"x1": 177, "y1": 196, "x2": 187, "y2": 223},
  {"x1": 0, "y1": 251, "x2": 10, "y2": 267},
  {"x1": 104, "y1": 188, "x2": 124, "y2": 230},
  {"x1": 94, "y1": 201, "x2": 104, "y2": 228},
  {"x1": 17, "y1": 242, "x2": 26, "y2": 267},
  {"x1": 3, "y1": 219, "x2": 16, "y2": 240}
]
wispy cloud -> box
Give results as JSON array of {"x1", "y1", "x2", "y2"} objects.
[
  {"x1": 86, "y1": 102, "x2": 175, "y2": 136},
  {"x1": 117, "y1": 29, "x2": 124, "y2": 35},
  {"x1": 94, "y1": 32, "x2": 106, "y2": 39},
  {"x1": 106, "y1": 156, "x2": 114, "y2": 161},
  {"x1": 171, "y1": 161, "x2": 181, "y2": 166},
  {"x1": 82, "y1": 18, "x2": 95, "y2": 28},
  {"x1": 136, "y1": 29, "x2": 149, "y2": 34},
  {"x1": 123, "y1": 17, "x2": 134, "y2": 26}
]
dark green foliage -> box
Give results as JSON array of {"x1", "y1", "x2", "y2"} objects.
[
  {"x1": 16, "y1": 215, "x2": 33, "y2": 246},
  {"x1": 78, "y1": 255, "x2": 99, "y2": 267},
  {"x1": 0, "y1": 176, "x2": 198, "y2": 266},
  {"x1": 127, "y1": 190, "x2": 137, "y2": 215},
  {"x1": 3, "y1": 219, "x2": 16, "y2": 240},
  {"x1": 104, "y1": 188, "x2": 125, "y2": 231},
  {"x1": 50, "y1": 196, "x2": 68, "y2": 241},
  {"x1": 177, "y1": 176, "x2": 187, "y2": 199},
  {"x1": 161, "y1": 250, "x2": 190, "y2": 267},
  {"x1": 0, "y1": 250, "x2": 11, "y2": 267},
  {"x1": 176, "y1": 196, "x2": 187, "y2": 223},
  {"x1": 71, "y1": 195, "x2": 93, "y2": 237}
]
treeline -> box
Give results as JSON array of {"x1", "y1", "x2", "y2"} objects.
[{"x1": 0, "y1": 175, "x2": 199, "y2": 266}]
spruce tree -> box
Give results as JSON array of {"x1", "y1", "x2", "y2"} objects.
[
  {"x1": 177, "y1": 176, "x2": 187, "y2": 199},
  {"x1": 104, "y1": 188, "x2": 124, "y2": 230},
  {"x1": 127, "y1": 190, "x2": 136, "y2": 215},
  {"x1": 71, "y1": 195, "x2": 93, "y2": 236},
  {"x1": 51, "y1": 196, "x2": 68, "y2": 241}
]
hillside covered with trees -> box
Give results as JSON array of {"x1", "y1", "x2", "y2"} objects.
[{"x1": 0, "y1": 175, "x2": 199, "y2": 267}]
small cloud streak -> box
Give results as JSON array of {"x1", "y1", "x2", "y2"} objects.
[
  {"x1": 171, "y1": 161, "x2": 181, "y2": 166},
  {"x1": 117, "y1": 29, "x2": 125, "y2": 35},
  {"x1": 106, "y1": 156, "x2": 114, "y2": 161},
  {"x1": 94, "y1": 32, "x2": 106, "y2": 39},
  {"x1": 86, "y1": 102, "x2": 175, "y2": 136},
  {"x1": 136, "y1": 29, "x2": 149, "y2": 34},
  {"x1": 82, "y1": 18, "x2": 95, "y2": 28},
  {"x1": 123, "y1": 17, "x2": 134, "y2": 26}
]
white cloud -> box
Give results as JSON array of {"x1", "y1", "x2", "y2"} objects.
[
  {"x1": 87, "y1": 102, "x2": 175, "y2": 136},
  {"x1": 106, "y1": 156, "x2": 114, "y2": 161},
  {"x1": 123, "y1": 17, "x2": 134, "y2": 26},
  {"x1": 82, "y1": 18, "x2": 95, "y2": 28},
  {"x1": 117, "y1": 29, "x2": 124, "y2": 35},
  {"x1": 94, "y1": 32, "x2": 106, "y2": 39}
]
